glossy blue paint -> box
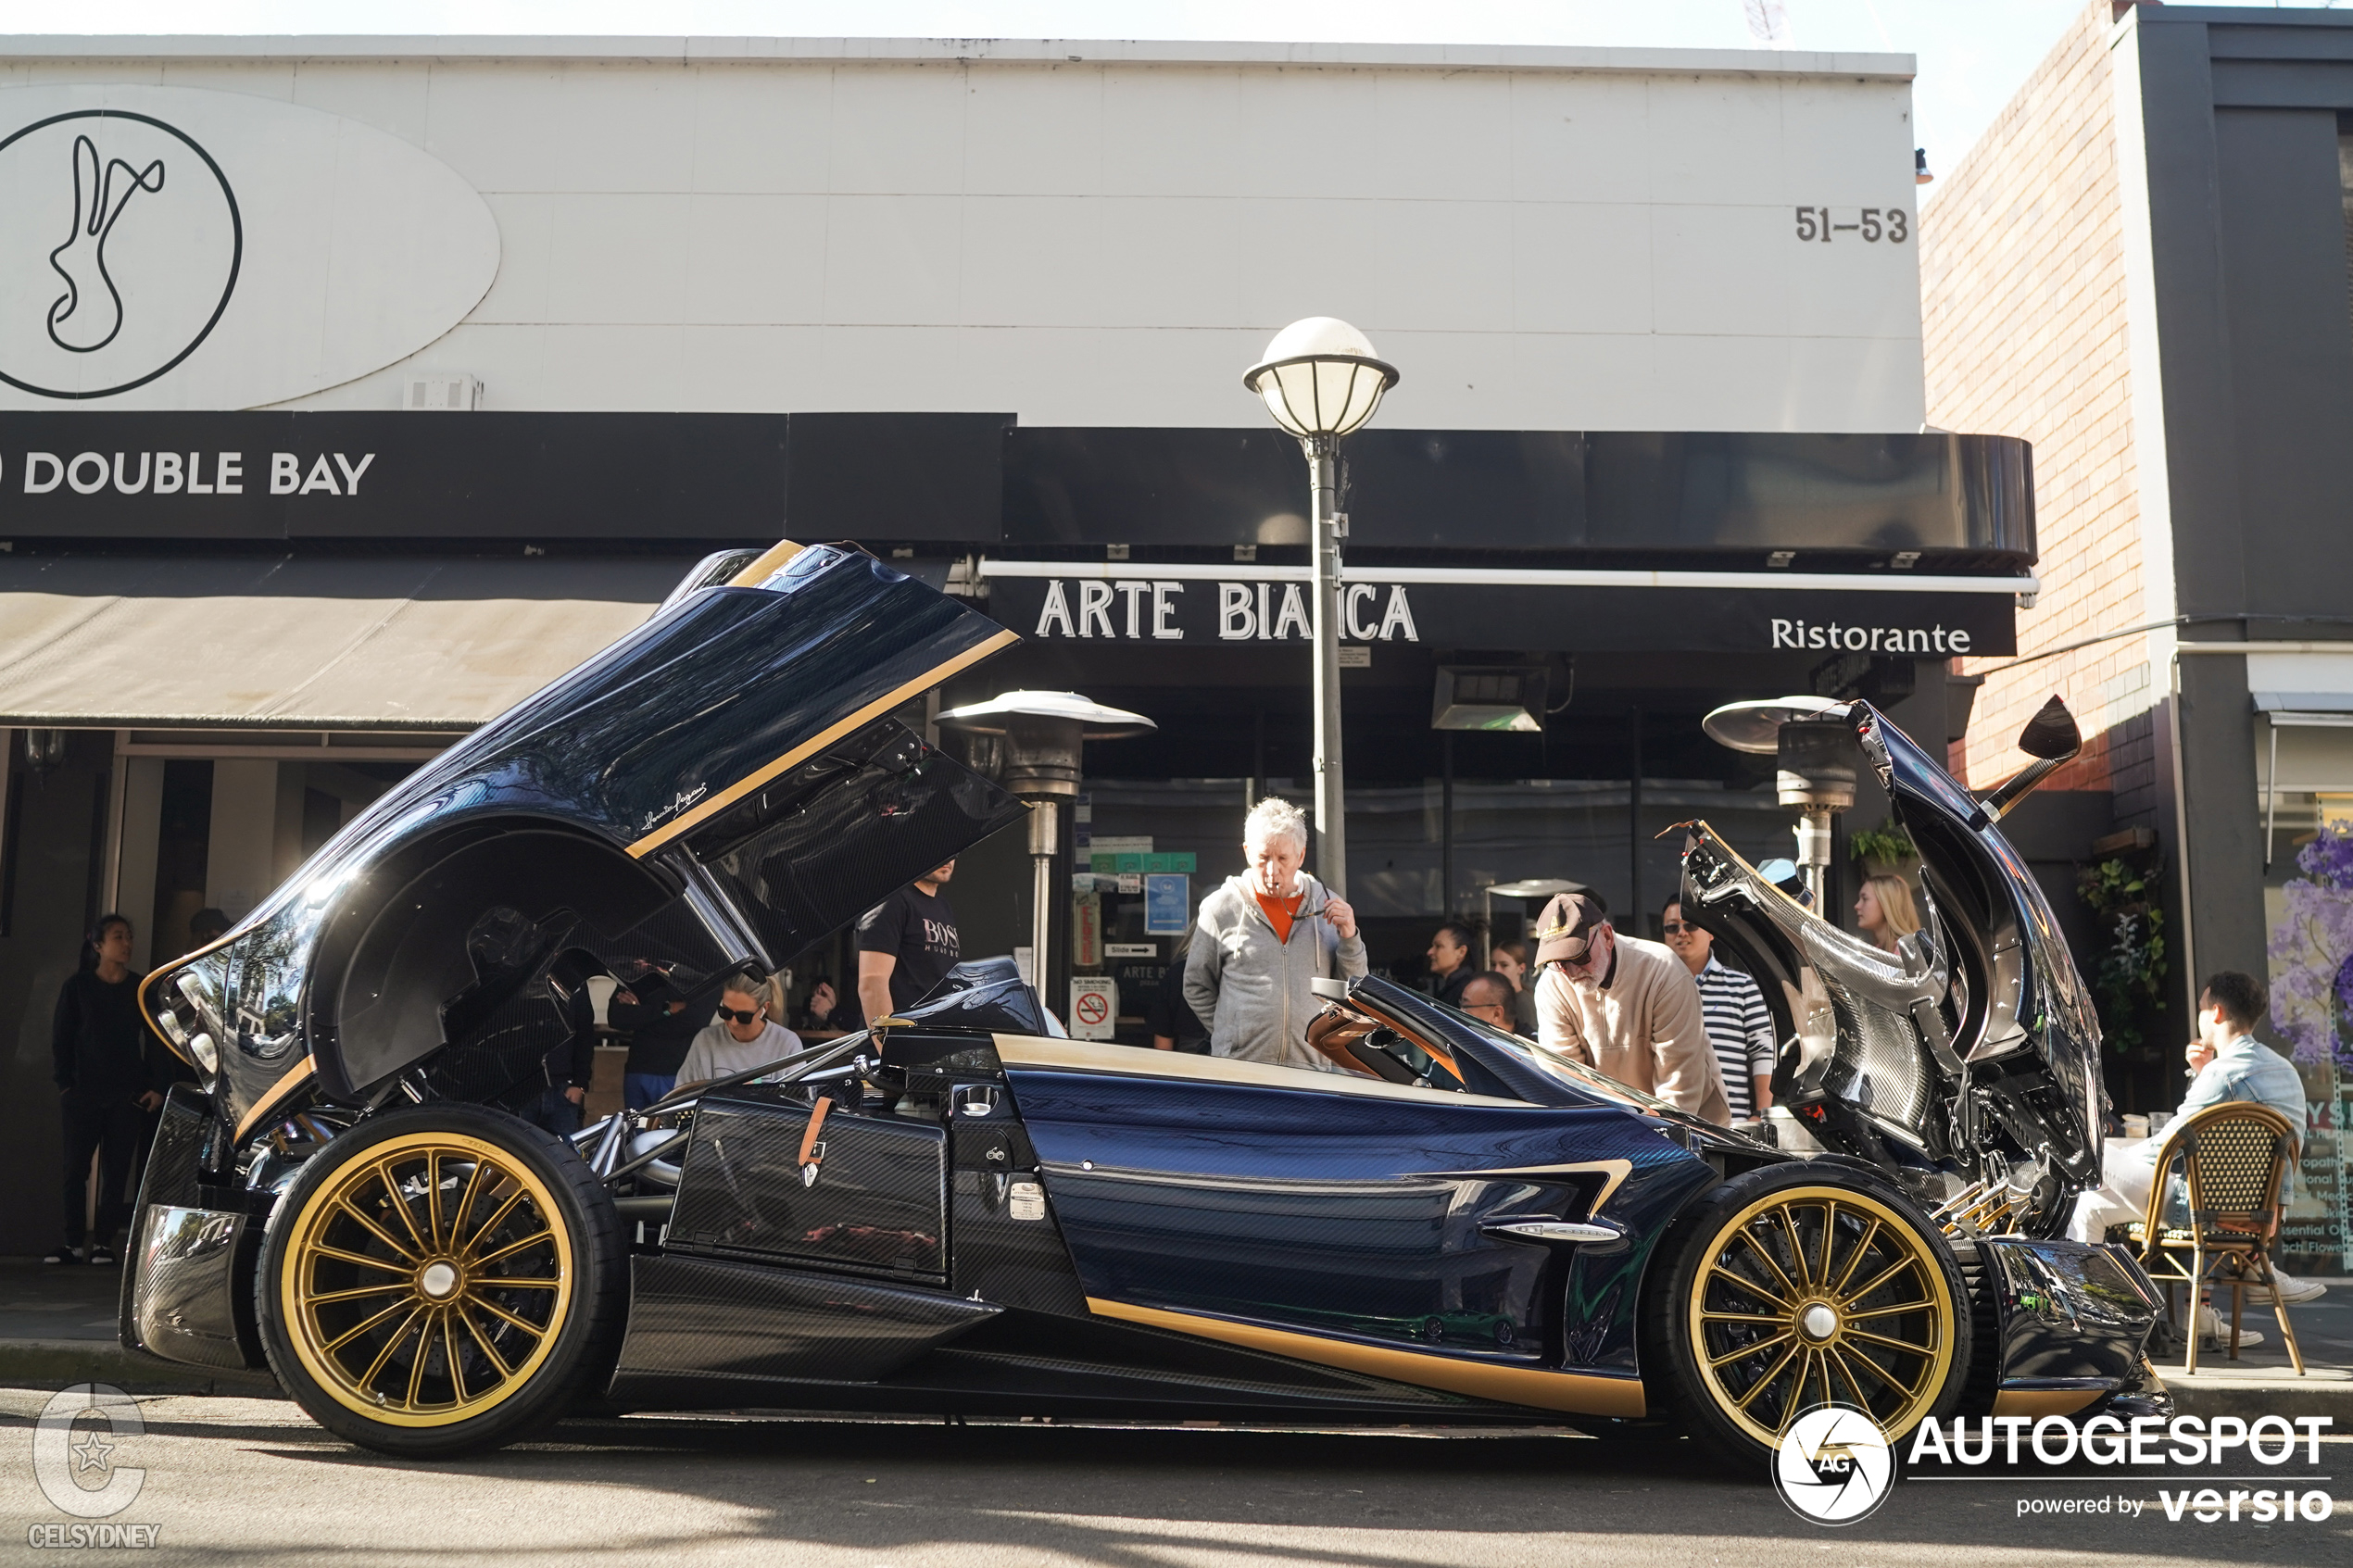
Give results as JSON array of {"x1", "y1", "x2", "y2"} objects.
[{"x1": 1006, "y1": 1061, "x2": 1718, "y2": 1374}]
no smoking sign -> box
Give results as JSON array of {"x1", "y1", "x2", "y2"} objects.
[{"x1": 1069, "y1": 976, "x2": 1118, "y2": 1040}]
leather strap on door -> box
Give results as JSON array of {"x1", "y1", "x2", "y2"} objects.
[{"x1": 798, "y1": 1097, "x2": 834, "y2": 1168}]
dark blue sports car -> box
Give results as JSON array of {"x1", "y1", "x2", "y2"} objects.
[{"x1": 122, "y1": 543, "x2": 2164, "y2": 1464}]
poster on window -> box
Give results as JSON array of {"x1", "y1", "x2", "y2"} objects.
[{"x1": 1145, "y1": 873, "x2": 1189, "y2": 935}]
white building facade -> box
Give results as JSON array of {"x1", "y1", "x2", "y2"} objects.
[{"x1": 0, "y1": 35, "x2": 1928, "y2": 429}]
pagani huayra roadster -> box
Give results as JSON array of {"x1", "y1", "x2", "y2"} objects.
[{"x1": 124, "y1": 543, "x2": 2165, "y2": 1462}]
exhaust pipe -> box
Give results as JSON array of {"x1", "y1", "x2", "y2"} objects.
[{"x1": 1974, "y1": 695, "x2": 2081, "y2": 827}]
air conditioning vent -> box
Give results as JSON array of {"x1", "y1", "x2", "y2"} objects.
[{"x1": 404, "y1": 373, "x2": 480, "y2": 411}]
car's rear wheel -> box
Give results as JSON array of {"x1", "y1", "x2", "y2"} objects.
[
  {"x1": 1648, "y1": 1163, "x2": 1970, "y2": 1470},
  {"x1": 257, "y1": 1103, "x2": 625, "y2": 1457}
]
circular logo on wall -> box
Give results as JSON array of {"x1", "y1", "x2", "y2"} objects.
[
  {"x1": 0, "y1": 109, "x2": 241, "y2": 399},
  {"x1": 1773, "y1": 1406, "x2": 1894, "y2": 1524}
]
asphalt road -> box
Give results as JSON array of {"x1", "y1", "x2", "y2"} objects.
[{"x1": 0, "y1": 1392, "x2": 2344, "y2": 1567}]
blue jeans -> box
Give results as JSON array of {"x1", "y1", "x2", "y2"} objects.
[
  {"x1": 624, "y1": 1073, "x2": 676, "y2": 1110},
  {"x1": 518, "y1": 1086, "x2": 581, "y2": 1137}
]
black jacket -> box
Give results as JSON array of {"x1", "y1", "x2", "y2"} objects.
[
  {"x1": 53, "y1": 969, "x2": 157, "y2": 1101},
  {"x1": 609, "y1": 991, "x2": 709, "y2": 1077}
]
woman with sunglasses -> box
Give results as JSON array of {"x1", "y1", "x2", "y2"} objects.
[{"x1": 673, "y1": 968, "x2": 803, "y2": 1092}]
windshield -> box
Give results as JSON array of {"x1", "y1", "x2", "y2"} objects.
[
  {"x1": 1438, "y1": 1004, "x2": 1682, "y2": 1117},
  {"x1": 1343, "y1": 984, "x2": 1683, "y2": 1118}
]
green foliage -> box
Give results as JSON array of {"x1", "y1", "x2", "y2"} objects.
[
  {"x1": 2077, "y1": 857, "x2": 2168, "y2": 1054},
  {"x1": 1849, "y1": 824, "x2": 1916, "y2": 865}
]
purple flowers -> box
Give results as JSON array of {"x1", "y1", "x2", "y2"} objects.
[{"x1": 2267, "y1": 827, "x2": 2353, "y2": 1064}]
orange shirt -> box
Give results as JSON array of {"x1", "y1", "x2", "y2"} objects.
[{"x1": 1253, "y1": 890, "x2": 1304, "y2": 945}]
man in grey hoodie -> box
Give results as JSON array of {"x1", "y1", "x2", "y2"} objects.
[{"x1": 1183, "y1": 797, "x2": 1367, "y2": 1071}]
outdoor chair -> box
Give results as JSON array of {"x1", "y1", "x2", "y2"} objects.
[{"x1": 2126, "y1": 1100, "x2": 2305, "y2": 1374}]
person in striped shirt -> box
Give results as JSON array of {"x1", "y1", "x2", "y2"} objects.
[{"x1": 1661, "y1": 897, "x2": 1775, "y2": 1120}]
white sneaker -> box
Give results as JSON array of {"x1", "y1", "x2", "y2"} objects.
[
  {"x1": 2196, "y1": 1304, "x2": 2266, "y2": 1349},
  {"x1": 2271, "y1": 1270, "x2": 2327, "y2": 1305}
]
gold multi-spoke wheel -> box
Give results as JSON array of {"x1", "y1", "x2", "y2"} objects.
[
  {"x1": 281, "y1": 1130, "x2": 572, "y2": 1425},
  {"x1": 260, "y1": 1105, "x2": 624, "y2": 1455},
  {"x1": 1687, "y1": 1184, "x2": 1957, "y2": 1449},
  {"x1": 1654, "y1": 1168, "x2": 1969, "y2": 1466}
]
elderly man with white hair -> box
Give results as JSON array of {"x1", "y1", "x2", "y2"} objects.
[{"x1": 1182, "y1": 797, "x2": 1367, "y2": 1070}]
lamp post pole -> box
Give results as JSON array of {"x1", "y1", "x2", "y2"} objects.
[
  {"x1": 1307, "y1": 434, "x2": 1347, "y2": 896},
  {"x1": 1242, "y1": 317, "x2": 1397, "y2": 902}
]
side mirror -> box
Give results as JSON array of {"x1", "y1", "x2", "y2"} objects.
[
  {"x1": 2015, "y1": 694, "x2": 2082, "y2": 761},
  {"x1": 1976, "y1": 695, "x2": 2082, "y2": 826}
]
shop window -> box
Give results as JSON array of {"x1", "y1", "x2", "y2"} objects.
[
  {"x1": 2257, "y1": 779, "x2": 2352, "y2": 1273},
  {"x1": 0, "y1": 744, "x2": 22, "y2": 938},
  {"x1": 80, "y1": 769, "x2": 109, "y2": 938},
  {"x1": 301, "y1": 786, "x2": 342, "y2": 857},
  {"x1": 148, "y1": 760, "x2": 213, "y2": 966},
  {"x1": 2339, "y1": 115, "x2": 2353, "y2": 335}
]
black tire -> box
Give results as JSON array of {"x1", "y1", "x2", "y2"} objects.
[
  {"x1": 256, "y1": 1103, "x2": 626, "y2": 1458},
  {"x1": 1643, "y1": 1161, "x2": 1972, "y2": 1472},
  {"x1": 1952, "y1": 1236, "x2": 2003, "y2": 1416}
]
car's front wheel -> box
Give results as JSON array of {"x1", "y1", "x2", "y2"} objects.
[
  {"x1": 257, "y1": 1103, "x2": 625, "y2": 1457},
  {"x1": 1647, "y1": 1162, "x2": 1971, "y2": 1470}
]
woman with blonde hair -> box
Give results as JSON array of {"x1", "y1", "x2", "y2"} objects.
[{"x1": 1854, "y1": 872, "x2": 1921, "y2": 953}]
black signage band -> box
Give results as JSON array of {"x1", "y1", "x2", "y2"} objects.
[{"x1": 985, "y1": 574, "x2": 2017, "y2": 657}]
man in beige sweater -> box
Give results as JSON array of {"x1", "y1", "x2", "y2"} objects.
[{"x1": 1532, "y1": 891, "x2": 1730, "y2": 1124}]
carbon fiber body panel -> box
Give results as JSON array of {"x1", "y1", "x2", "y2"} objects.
[
  {"x1": 669, "y1": 1089, "x2": 948, "y2": 1279},
  {"x1": 607, "y1": 1252, "x2": 999, "y2": 1402},
  {"x1": 124, "y1": 1206, "x2": 258, "y2": 1372},
  {"x1": 1982, "y1": 1237, "x2": 2161, "y2": 1393},
  {"x1": 118, "y1": 1086, "x2": 232, "y2": 1361}
]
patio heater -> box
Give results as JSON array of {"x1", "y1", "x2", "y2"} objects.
[
  {"x1": 1701, "y1": 696, "x2": 1854, "y2": 910},
  {"x1": 936, "y1": 691, "x2": 1154, "y2": 1000}
]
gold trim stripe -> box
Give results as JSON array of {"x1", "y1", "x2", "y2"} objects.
[
  {"x1": 995, "y1": 1034, "x2": 1529, "y2": 1109},
  {"x1": 1086, "y1": 1297, "x2": 1645, "y2": 1418},
  {"x1": 727, "y1": 539, "x2": 806, "y2": 586},
  {"x1": 136, "y1": 931, "x2": 245, "y2": 1068},
  {"x1": 234, "y1": 1056, "x2": 317, "y2": 1140},
  {"x1": 626, "y1": 627, "x2": 1019, "y2": 859},
  {"x1": 1462, "y1": 1160, "x2": 1636, "y2": 1212},
  {"x1": 1989, "y1": 1387, "x2": 2104, "y2": 1419}
]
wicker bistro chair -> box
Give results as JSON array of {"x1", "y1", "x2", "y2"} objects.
[{"x1": 2126, "y1": 1101, "x2": 2305, "y2": 1374}]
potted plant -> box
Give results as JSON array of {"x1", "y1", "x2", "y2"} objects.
[
  {"x1": 2078, "y1": 858, "x2": 2167, "y2": 1060},
  {"x1": 1849, "y1": 823, "x2": 1918, "y2": 882}
]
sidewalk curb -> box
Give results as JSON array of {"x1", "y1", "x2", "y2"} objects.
[
  {"x1": 0, "y1": 1340, "x2": 279, "y2": 1397},
  {"x1": 2158, "y1": 1373, "x2": 2353, "y2": 1422}
]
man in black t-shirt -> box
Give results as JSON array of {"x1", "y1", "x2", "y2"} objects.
[{"x1": 857, "y1": 860, "x2": 960, "y2": 1022}]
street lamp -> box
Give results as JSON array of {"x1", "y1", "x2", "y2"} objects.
[
  {"x1": 1242, "y1": 317, "x2": 1399, "y2": 896},
  {"x1": 936, "y1": 690, "x2": 1155, "y2": 1001}
]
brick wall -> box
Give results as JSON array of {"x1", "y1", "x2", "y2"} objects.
[{"x1": 1921, "y1": 0, "x2": 2158, "y2": 820}]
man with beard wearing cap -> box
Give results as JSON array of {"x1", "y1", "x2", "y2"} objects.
[{"x1": 1531, "y1": 890, "x2": 1730, "y2": 1124}]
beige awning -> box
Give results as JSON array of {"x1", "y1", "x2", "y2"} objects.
[{"x1": 0, "y1": 556, "x2": 685, "y2": 730}]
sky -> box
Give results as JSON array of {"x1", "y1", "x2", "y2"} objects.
[{"x1": 0, "y1": 1, "x2": 2336, "y2": 173}]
